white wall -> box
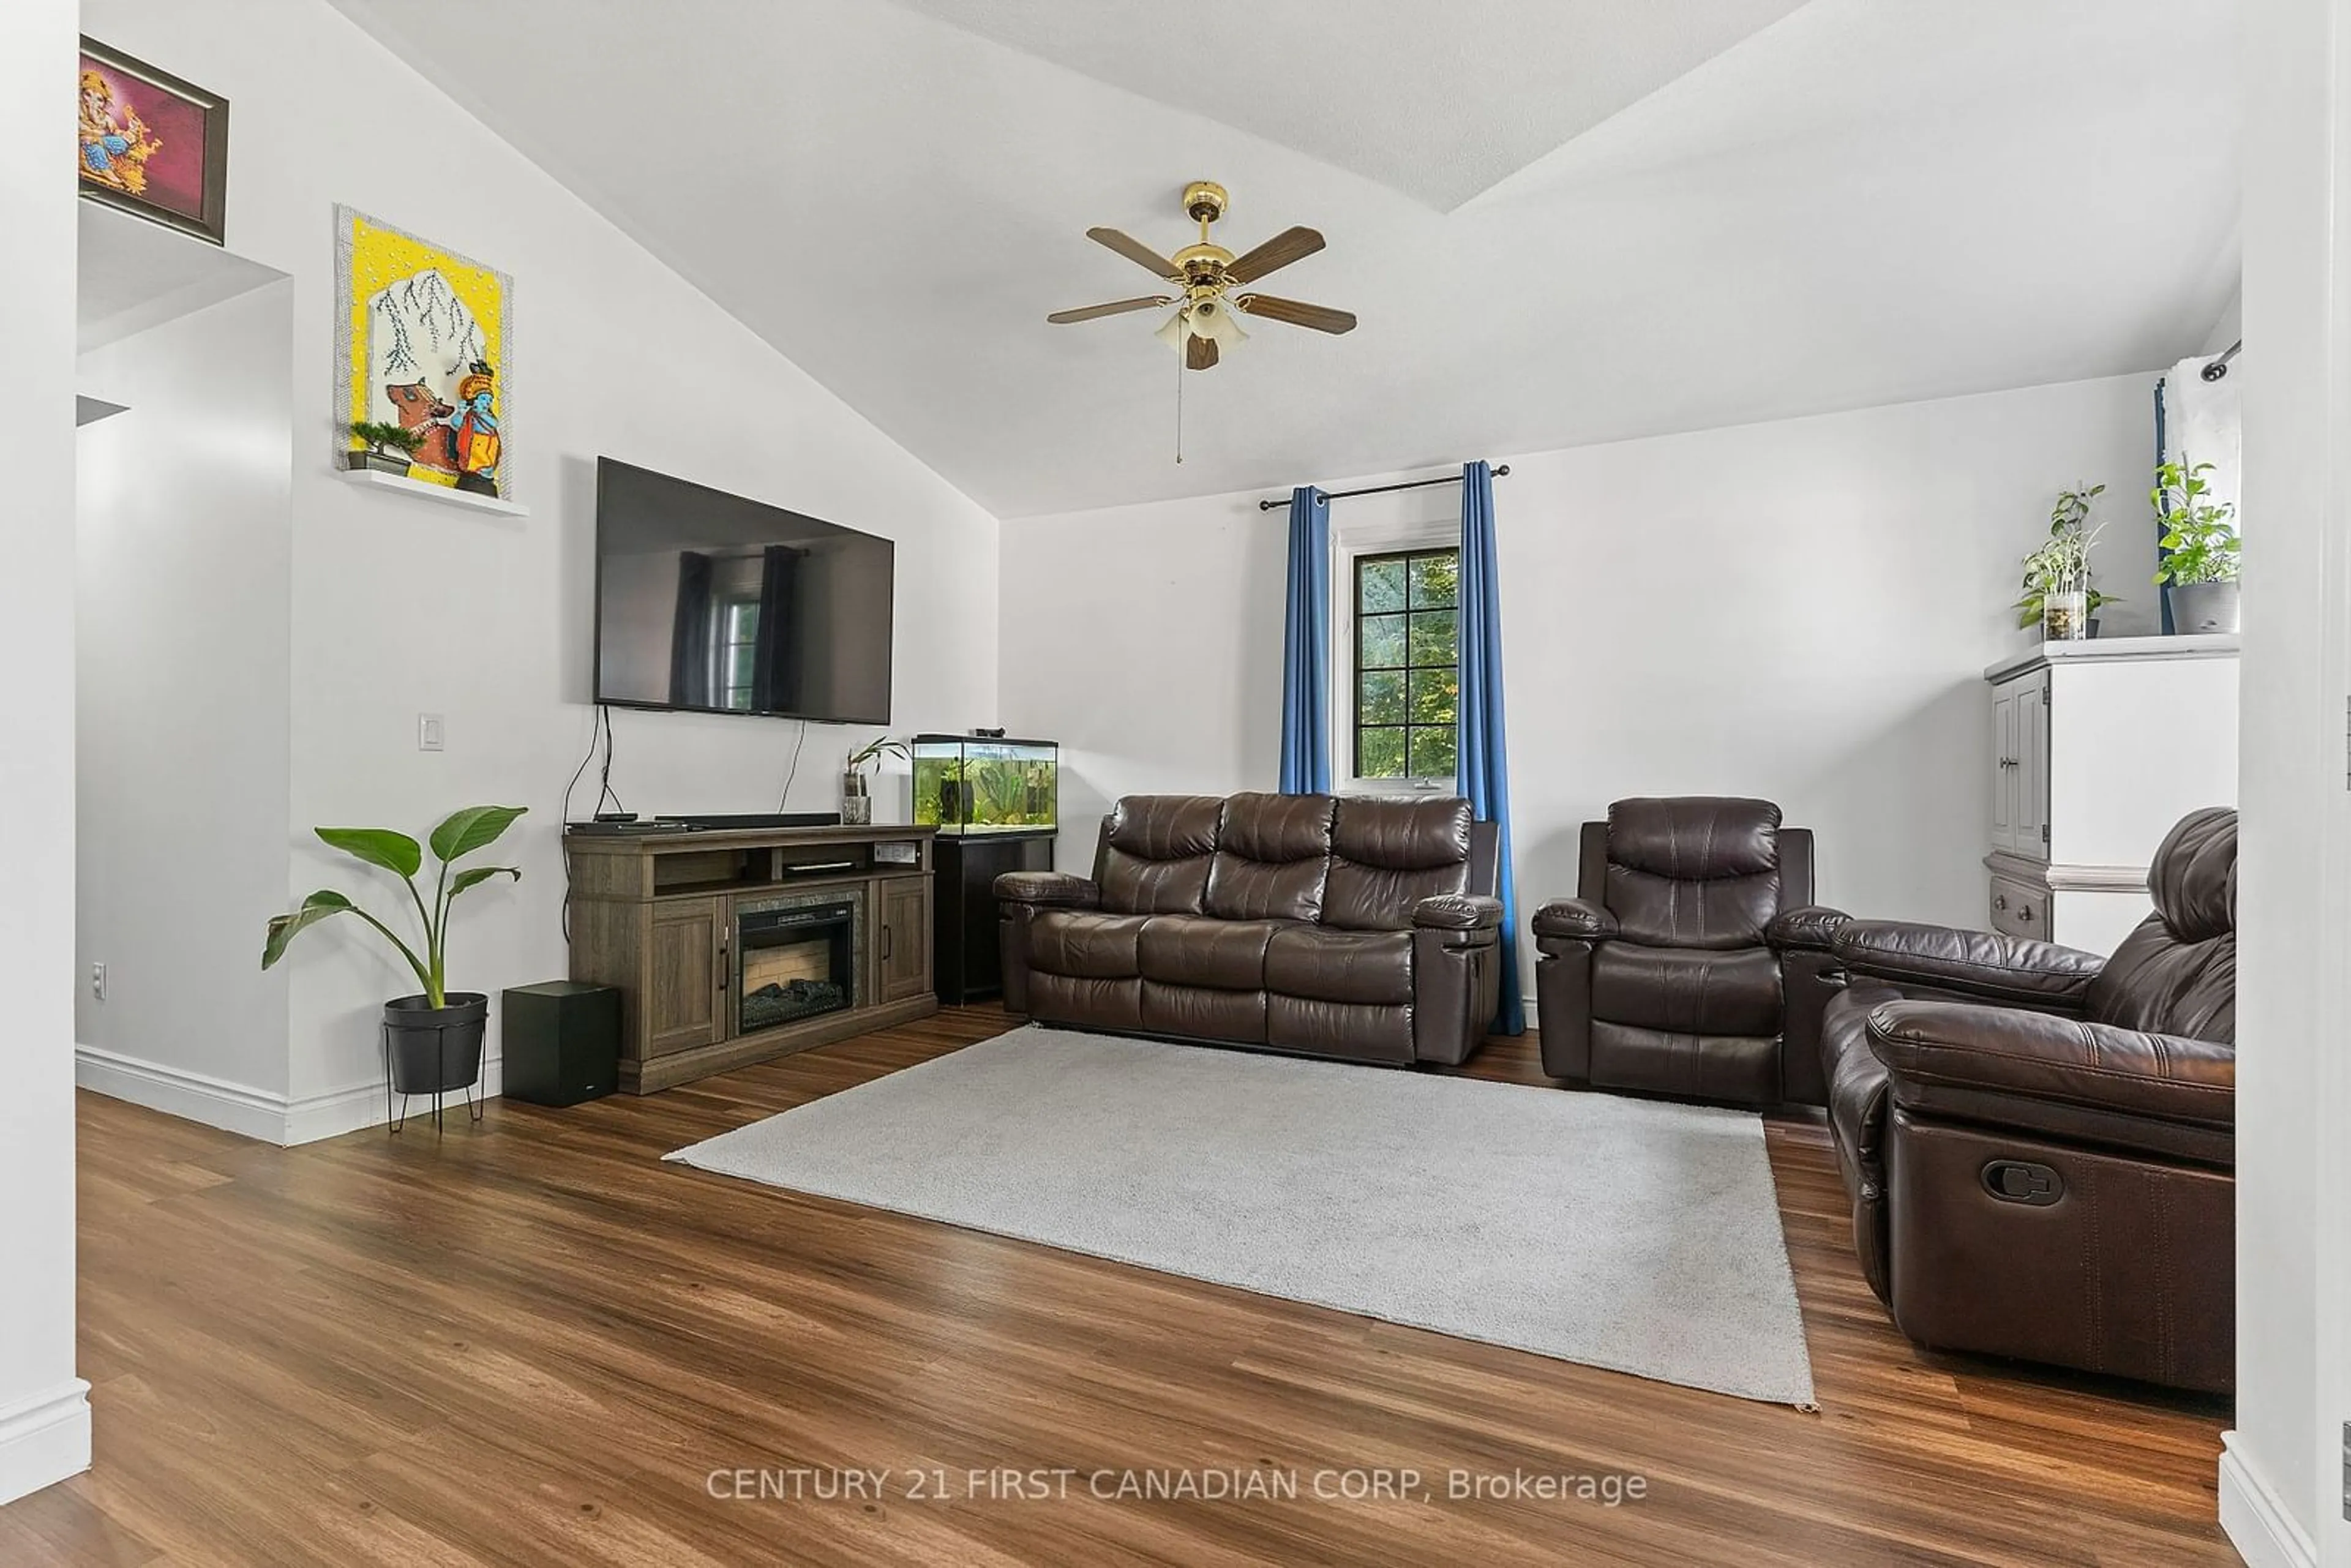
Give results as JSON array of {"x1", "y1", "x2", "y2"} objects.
[
  {"x1": 2222, "y1": 0, "x2": 2351, "y2": 1561},
  {"x1": 0, "y1": 0, "x2": 91, "y2": 1508},
  {"x1": 1001, "y1": 373, "x2": 2162, "y2": 975},
  {"x1": 2203, "y1": 284, "x2": 2244, "y2": 358},
  {"x1": 74, "y1": 283, "x2": 296, "y2": 1114},
  {"x1": 81, "y1": 0, "x2": 1001, "y2": 1136}
]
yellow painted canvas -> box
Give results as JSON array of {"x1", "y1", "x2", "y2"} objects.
[{"x1": 334, "y1": 206, "x2": 514, "y2": 499}]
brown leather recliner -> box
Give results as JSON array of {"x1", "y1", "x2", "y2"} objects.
[
  {"x1": 1815, "y1": 807, "x2": 2237, "y2": 1392},
  {"x1": 996, "y1": 792, "x2": 1502, "y2": 1067},
  {"x1": 1531, "y1": 797, "x2": 1840, "y2": 1106}
]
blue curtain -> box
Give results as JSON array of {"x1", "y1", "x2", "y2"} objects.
[
  {"x1": 1279, "y1": 486, "x2": 1332, "y2": 793},
  {"x1": 1458, "y1": 462, "x2": 1524, "y2": 1035}
]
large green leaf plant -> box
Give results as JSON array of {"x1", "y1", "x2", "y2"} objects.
[{"x1": 262, "y1": 806, "x2": 527, "y2": 1008}]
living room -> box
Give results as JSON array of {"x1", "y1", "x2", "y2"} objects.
[{"x1": 4, "y1": 1, "x2": 2345, "y2": 1564}]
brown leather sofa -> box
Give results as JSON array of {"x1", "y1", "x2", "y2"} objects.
[
  {"x1": 995, "y1": 792, "x2": 1502, "y2": 1066},
  {"x1": 1815, "y1": 808, "x2": 2237, "y2": 1392},
  {"x1": 1531, "y1": 797, "x2": 1841, "y2": 1106}
]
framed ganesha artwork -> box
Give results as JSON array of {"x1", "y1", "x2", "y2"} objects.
[{"x1": 77, "y1": 37, "x2": 229, "y2": 245}]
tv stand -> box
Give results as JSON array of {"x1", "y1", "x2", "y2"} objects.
[{"x1": 564, "y1": 823, "x2": 936, "y2": 1092}]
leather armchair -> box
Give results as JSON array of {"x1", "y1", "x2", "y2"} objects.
[
  {"x1": 1820, "y1": 808, "x2": 2238, "y2": 1391},
  {"x1": 1533, "y1": 797, "x2": 1832, "y2": 1106}
]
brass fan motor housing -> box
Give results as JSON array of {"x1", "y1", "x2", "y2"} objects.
[
  {"x1": 1175, "y1": 242, "x2": 1235, "y2": 283},
  {"x1": 1182, "y1": 180, "x2": 1229, "y2": 225}
]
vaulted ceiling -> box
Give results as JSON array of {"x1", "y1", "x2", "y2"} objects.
[{"x1": 324, "y1": 0, "x2": 2239, "y2": 517}]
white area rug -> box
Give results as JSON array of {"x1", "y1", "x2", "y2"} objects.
[{"x1": 667, "y1": 1026, "x2": 1815, "y2": 1406}]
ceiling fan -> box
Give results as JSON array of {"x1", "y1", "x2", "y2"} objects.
[{"x1": 1047, "y1": 181, "x2": 1357, "y2": 370}]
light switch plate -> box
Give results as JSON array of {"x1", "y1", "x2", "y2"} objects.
[
  {"x1": 418, "y1": 713, "x2": 446, "y2": 752},
  {"x1": 90, "y1": 962, "x2": 106, "y2": 1001}
]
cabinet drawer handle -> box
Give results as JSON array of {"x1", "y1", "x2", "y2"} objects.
[
  {"x1": 718, "y1": 938, "x2": 730, "y2": 994},
  {"x1": 2017, "y1": 906, "x2": 2033, "y2": 923},
  {"x1": 882, "y1": 924, "x2": 893, "y2": 961},
  {"x1": 1994, "y1": 895, "x2": 2008, "y2": 912}
]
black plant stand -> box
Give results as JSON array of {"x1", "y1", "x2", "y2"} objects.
[{"x1": 383, "y1": 1016, "x2": 485, "y2": 1136}]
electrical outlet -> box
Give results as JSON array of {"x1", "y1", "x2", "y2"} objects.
[
  {"x1": 90, "y1": 962, "x2": 107, "y2": 1001},
  {"x1": 418, "y1": 713, "x2": 446, "y2": 752}
]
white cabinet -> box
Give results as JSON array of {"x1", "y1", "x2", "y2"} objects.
[
  {"x1": 1981, "y1": 635, "x2": 2238, "y2": 955},
  {"x1": 1988, "y1": 670, "x2": 2049, "y2": 856}
]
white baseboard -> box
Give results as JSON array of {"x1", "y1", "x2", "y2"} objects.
[
  {"x1": 73, "y1": 1043, "x2": 287, "y2": 1142},
  {"x1": 2220, "y1": 1431, "x2": 2319, "y2": 1568},
  {"x1": 75, "y1": 1043, "x2": 502, "y2": 1146},
  {"x1": 0, "y1": 1379, "x2": 91, "y2": 1506}
]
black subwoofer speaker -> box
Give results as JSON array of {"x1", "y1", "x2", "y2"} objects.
[{"x1": 501, "y1": 981, "x2": 620, "y2": 1107}]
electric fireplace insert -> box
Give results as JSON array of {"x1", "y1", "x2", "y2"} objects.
[{"x1": 735, "y1": 897, "x2": 858, "y2": 1033}]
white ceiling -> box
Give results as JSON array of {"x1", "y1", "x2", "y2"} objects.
[
  {"x1": 891, "y1": 0, "x2": 1810, "y2": 212},
  {"x1": 324, "y1": 0, "x2": 2239, "y2": 519}
]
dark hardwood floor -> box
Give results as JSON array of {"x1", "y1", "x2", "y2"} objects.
[{"x1": 6, "y1": 1007, "x2": 2232, "y2": 1566}]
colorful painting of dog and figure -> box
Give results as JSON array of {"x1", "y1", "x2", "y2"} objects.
[
  {"x1": 78, "y1": 37, "x2": 230, "y2": 245},
  {"x1": 334, "y1": 206, "x2": 516, "y2": 501}
]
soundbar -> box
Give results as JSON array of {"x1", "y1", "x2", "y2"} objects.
[{"x1": 568, "y1": 811, "x2": 844, "y2": 836}]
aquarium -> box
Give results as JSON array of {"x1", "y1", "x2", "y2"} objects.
[{"x1": 910, "y1": 735, "x2": 1059, "y2": 835}]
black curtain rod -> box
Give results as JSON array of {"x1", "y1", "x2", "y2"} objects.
[{"x1": 1256, "y1": 463, "x2": 1512, "y2": 511}]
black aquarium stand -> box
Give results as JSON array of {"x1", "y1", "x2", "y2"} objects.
[{"x1": 934, "y1": 830, "x2": 1054, "y2": 1005}]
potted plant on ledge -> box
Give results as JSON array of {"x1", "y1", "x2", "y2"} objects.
[
  {"x1": 2152, "y1": 458, "x2": 2241, "y2": 633},
  {"x1": 262, "y1": 805, "x2": 527, "y2": 1098},
  {"x1": 2015, "y1": 484, "x2": 2117, "y2": 640},
  {"x1": 345, "y1": 419, "x2": 426, "y2": 475}
]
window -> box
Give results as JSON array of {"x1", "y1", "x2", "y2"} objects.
[
  {"x1": 719, "y1": 599, "x2": 760, "y2": 710},
  {"x1": 1352, "y1": 548, "x2": 1459, "y2": 779}
]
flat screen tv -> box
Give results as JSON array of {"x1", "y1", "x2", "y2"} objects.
[{"x1": 593, "y1": 458, "x2": 894, "y2": 723}]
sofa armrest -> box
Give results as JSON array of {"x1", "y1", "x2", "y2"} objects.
[
  {"x1": 1831, "y1": 920, "x2": 2101, "y2": 1009},
  {"x1": 1868, "y1": 999, "x2": 2234, "y2": 1129},
  {"x1": 1531, "y1": 896, "x2": 1617, "y2": 941},
  {"x1": 1414, "y1": 893, "x2": 1502, "y2": 933},
  {"x1": 994, "y1": 871, "x2": 1100, "y2": 910},
  {"x1": 1768, "y1": 904, "x2": 1850, "y2": 955}
]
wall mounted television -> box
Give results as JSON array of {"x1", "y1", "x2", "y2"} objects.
[{"x1": 593, "y1": 457, "x2": 894, "y2": 724}]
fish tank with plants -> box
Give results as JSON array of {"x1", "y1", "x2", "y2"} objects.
[{"x1": 910, "y1": 735, "x2": 1059, "y2": 835}]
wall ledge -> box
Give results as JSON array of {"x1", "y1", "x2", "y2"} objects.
[{"x1": 333, "y1": 465, "x2": 530, "y2": 518}]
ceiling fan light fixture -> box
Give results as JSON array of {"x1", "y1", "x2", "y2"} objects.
[
  {"x1": 1190, "y1": 296, "x2": 1248, "y2": 350},
  {"x1": 1049, "y1": 181, "x2": 1349, "y2": 394}
]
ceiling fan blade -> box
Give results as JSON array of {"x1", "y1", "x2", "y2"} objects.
[
  {"x1": 1187, "y1": 334, "x2": 1220, "y2": 370},
  {"x1": 1235, "y1": 293, "x2": 1357, "y2": 335},
  {"x1": 1224, "y1": 225, "x2": 1325, "y2": 285},
  {"x1": 1087, "y1": 227, "x2": 1180, "y2": 279},
  {"x1": 1046, "y1": 295, "x2": 1174, "y2": 324}
]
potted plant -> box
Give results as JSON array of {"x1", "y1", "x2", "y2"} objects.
[
  {"x1": 344, "y1": 419, "x2": 426, "y2": 475},
  {"x1": 2014, "y1": 484, "x2": 2117, "y2": 640},
  {"x1": 842, "y1": 736, "x2": 909, "y2": 826},
  {"x1": 261, "y1": 805, "x2": 526, "y2": 1095},
  {"x1": 2152, "y1": 457, "x2": 2241, "y2": 633}
]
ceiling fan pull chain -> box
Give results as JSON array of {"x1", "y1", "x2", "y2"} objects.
[{"x1": 1174, "y1": 333, "x2": 1184, "y2": 465}]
